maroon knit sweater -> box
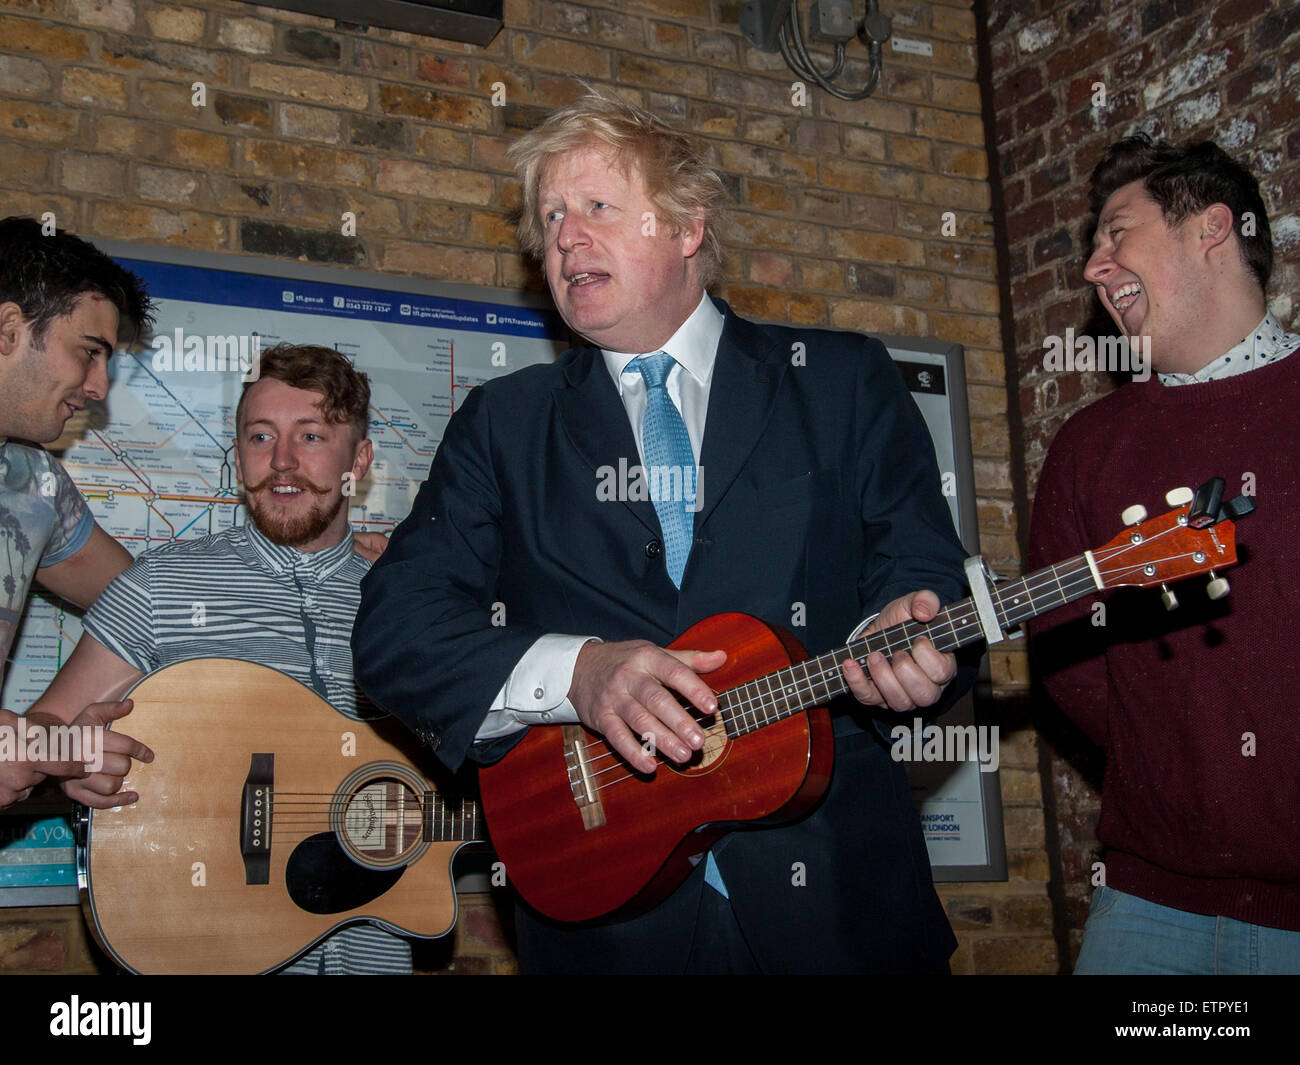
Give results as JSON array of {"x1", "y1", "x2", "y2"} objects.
[{"x1": 1028, "y1": 349, "x2": 1300, "y2": 931}]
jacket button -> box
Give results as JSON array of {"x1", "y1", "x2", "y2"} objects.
[{"x1": 644, "y1": 539, "x2": 662, "y2": 559}]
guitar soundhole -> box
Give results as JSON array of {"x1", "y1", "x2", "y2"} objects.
[
  {"x1": 668, "y1": 720, "x2": 730, "y2": 777},
  {"x1": 342, "y1": 779, "x2": 422, "y2": 862},
  {"x1": 331, "y1": 762, "x2": 430, "y2": 870}
]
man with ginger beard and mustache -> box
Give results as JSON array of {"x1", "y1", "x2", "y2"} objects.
[{"x1": 28, "y1": 342, "x2": 413, "y2": 974}]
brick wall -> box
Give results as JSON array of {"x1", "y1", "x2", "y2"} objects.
[
  {"x1": 0, "y1": 0, "x2": 1050, "y2": 973},
  {"x1": 986, "y1": 0, "x2": 1300, "y2": 967}
]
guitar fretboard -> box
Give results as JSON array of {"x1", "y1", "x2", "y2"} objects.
[
  {"x1": 423, "y1": 793, "x2": 483, "y2": 843},
  {"x1": 718, "y1": 554, "x2": 1097, "y2": 737}
]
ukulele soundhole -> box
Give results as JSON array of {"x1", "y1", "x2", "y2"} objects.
[
  {"x1": 331, "y1": 762, "x2": 430, "y2": 870},
  {"x1": 668, "y1": 720, "x2": 730, "y2": 776}
]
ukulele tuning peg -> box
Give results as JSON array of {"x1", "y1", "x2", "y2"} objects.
[
  {"x1": 1165, "y1": 486, "x2": 1193, "y2": 507},
  {"x1": 1120, "y1": 504, "x2": 1148, "y2": 526},
  {"x1": 1206, "y1": 570, "x2": 1230, "y2": 600},
  {"x1": 1160, "y1": 584, "x2": 1179, "y2": 611}
]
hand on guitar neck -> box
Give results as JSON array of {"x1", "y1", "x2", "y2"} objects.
[
  {"x1": 840, "y1": 589, "x2": 959, "y2": 713},
  {"x1": 567, "y1": 589, "x2": 957, "y2": 775}
]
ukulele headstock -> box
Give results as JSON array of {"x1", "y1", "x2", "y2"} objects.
[{"x1": 1091, "y1": 479, "x2": 1253, "y2": 600}]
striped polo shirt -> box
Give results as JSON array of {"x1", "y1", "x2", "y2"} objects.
[{"x1": 84, "y1": 522, "x2": 412, "y2": 975}]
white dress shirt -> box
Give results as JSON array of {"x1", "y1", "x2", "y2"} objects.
[{"x1": 475, "y1": 293, "x2": 724, "y2": 740}]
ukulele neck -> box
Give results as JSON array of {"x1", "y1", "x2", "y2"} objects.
[{"x1": 718, "y1": 553, "x2": 1096, "y2": 737}]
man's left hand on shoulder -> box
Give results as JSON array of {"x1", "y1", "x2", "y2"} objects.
[
  {"x1": 841, "y1": 590, "x2": 957, "y2": 711},
  {"x1": 352, "y1": 530, "x2": 390, "y2": 563}
]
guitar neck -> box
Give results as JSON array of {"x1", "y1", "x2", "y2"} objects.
[
  {"x1": 425, "y1": 794, "x2": 484, "y2": 843},
  {"x1": 720, "y1": 553, "x2": 1099, "y2": 737}
]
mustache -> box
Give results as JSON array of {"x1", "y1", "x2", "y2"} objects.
[{"x1": 244, "y1": 475, "x2": 331, "y2": 496}]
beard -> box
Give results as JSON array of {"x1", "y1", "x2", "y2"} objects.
[
  {"x1": 243, "y1": 476, "x2": 345, "y2": 549},
  {"x1": 12, "y1": 337, "x2": 81, "y2": 445}
]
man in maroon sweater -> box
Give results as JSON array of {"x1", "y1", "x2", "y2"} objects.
[{"x1": 1029, "y1": 135, "x2": 1300, "y2": 974}]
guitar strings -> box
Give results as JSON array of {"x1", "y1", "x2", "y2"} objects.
[
  {"x1": 574, "y1": 528, "x2": 1206, "y2": 795},
  {"x1": 248, "y1": 790, "x2": 479, "y2": 844},
  {"x1": 601, "y1": 529, "x2": 1187, "y2": 745},
  {"x1": 567, "y1": 530, "x2": 1183, "y2": 771}
]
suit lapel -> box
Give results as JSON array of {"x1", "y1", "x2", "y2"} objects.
[
  {"x1": 696, "y1": 308, "x2": 788, "y2": 529},
  {"x1": 553, "y1": 345, "x2": 661, "y2": 538},
  {"x1": 551, "y1": 305, "x2": 790, "y2": 552}
]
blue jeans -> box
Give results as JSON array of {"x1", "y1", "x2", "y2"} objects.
[{"x1": 1075, "y1": 886, "x2": 1300, "y2": 974}]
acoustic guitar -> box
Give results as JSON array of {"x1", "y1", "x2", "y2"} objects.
[
  {"x1": 77, "y1": 658, "x2": 482, "y2": 974},
  {"x1": 479, "y1": 483, "x2": 1251, "y2": 922}
]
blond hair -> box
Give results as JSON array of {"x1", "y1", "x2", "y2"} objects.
[{"x1": 508, "y1": 90, "x2": 728, "y2": 289}]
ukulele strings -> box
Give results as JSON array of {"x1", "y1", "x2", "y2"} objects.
[{"x1": 577, "y1": 525, "x2": 1203, "y2": 794}]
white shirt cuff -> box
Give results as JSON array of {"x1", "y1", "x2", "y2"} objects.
[{"x1": 475, "y1": 634, "x2": 599, "y2": 740}]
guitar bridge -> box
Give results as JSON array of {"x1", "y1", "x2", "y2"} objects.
[
  {"x1": 563, "y1": 725, "x2": 606, "y2": 830},
  {"x1": 240, "y1": 754, "x2": 273, "y2": 884}
]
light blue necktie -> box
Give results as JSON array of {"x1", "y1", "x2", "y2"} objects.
[
  {"x1": 629, "y1": 354, "x2": 725, "y2": 897},
  {"x1": 630, "y1": 352, "x2": 697, "y2": 587}
]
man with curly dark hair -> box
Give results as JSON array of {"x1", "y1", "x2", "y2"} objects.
[{"x1": 0, "y1": 217, "x2": 154, "y2": 810}]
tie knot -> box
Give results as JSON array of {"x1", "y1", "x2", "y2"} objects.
[{"x1": 630, "y1": 351, "x2": 674, "y2": 390}]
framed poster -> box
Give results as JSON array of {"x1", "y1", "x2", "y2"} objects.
[{"x1": 880, "y1": 337, "x2": 1007, "y2": 881}]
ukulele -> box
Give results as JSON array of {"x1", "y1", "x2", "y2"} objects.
[
  {"x1": 78, "y1": 658, "x2": 482, "y2": 974},
  {"x1": 478, "y1": 481, "x2": 1252, "y2": 922}
]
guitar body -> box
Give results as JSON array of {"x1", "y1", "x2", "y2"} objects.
[
  {"x1": 79, "y1": 659, "x2": 474, "y2": 974},
  {"x1": 478, "y1": 613, "x2": 834, "y2": 923},
  {"x1": 477, "y1": 490, "x2": 1249, "y2": 926}
]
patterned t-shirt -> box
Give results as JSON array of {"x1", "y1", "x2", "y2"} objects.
[{"x1": 1, "y1": 442, "x2": 92, "y2": 693}]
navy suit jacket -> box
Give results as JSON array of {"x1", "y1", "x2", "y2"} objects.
[{"x1": 354, "y1": 301, "x2": 969, "y2": 971}]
